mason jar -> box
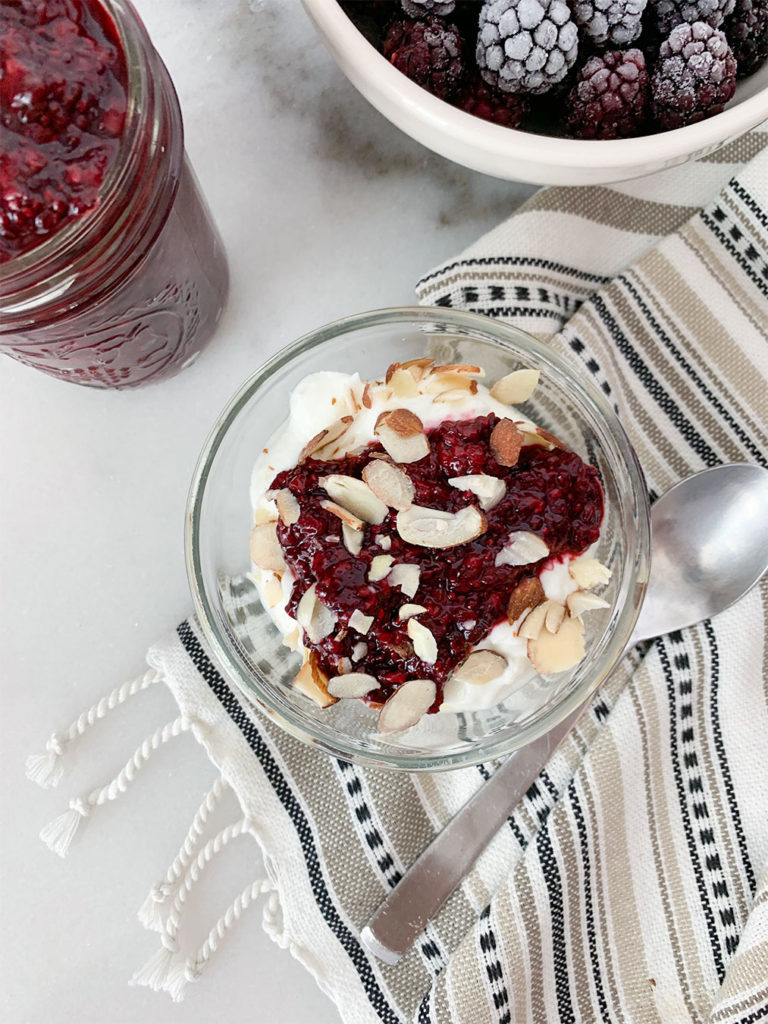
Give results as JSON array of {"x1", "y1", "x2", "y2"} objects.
[{"x1": 0, "y1": 0, "x2": 229, "y2": 388}]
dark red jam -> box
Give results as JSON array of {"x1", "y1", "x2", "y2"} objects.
[
  {"x1": 0, "y1": 0, "x2": 128, "y2": 262},
  {"x1": 271, "y1": 413, "x2": 604, "y2": 708}
]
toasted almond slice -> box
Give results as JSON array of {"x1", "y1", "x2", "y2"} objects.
[
  {"x1": 321, "y1": 499, "x2": 364, "y2": 532},
  {"x1": 250, "y1": 523, "x2": 287, "y2": 572},
  {"x1": 389, "y1": 366, "x2": 420, "y2": 398},
  {"x1": 342, "y1": 522, "x2": 364, "y2": 556},
  {"x1": 298, "y1": 416, "x2": 354, "y2": 463},
  {"x1": 385, "y1": 361, "x2": 401, "y2": 383},
  {"x1": 431, "y1": 363, "x2": 485, "y2": 378},
  {"x1": 518, "y1": 600, "x2": 551, "y2": 640},
  {"x1": 528, "y1": 615, "x2": 585, "y2": 675},
  {"x1": 433, "y1": 386, "x2": 478, "y2": 403},
  {"x1": 507, "y1": 576, "x2": 546, "y2": 625},
  {"x1": 545, "y1": 601, "x2": 566, "y2": 634},
  {"x1": 389, "y1": 563, "x2": 420, "y2": 598},
  {"x1": 349, "y1": 608, "x2": 374, "y2": 635},
  {"x1": 296, "y1": 584, "x2": 337, "y2": 644},
  {"x1": 569, "y1": 556, "x2": 612, "y2": 589},
  {"x1": 537, "y1": 427, "x2": 566, "y2": 450},
  {"x1": 263, "y1": 574, "x2": 283, "y2": 609},
  {"x1": 566, "y1": 591, "x2": 611, "y2": 618},
  {"x1": 321, "y1": 475, "x2": 388, "y2": 525},
  {"x1": 490, "y1": 368, "x2": 540, "y2": 405},
  {"x1": 293, "y1": 654, "x2": 336, "y2": 708},
  {"x1": 328, "y1": 672, "x2": 379, "y2": 699},
  {"x1": 369, "y1": 554, "x2": 394, "y2": 582},
  {"x1": 275, "y1": 489, "x2": 300, "y2": 526},
  {"x1": 407, "y1": 618, "x2": 438, "y2": 664},
  {"x1": 448, "y1": 473, "x2": 506, "y2": 511},
  {"x1": 490, "y1": 418, "x2": 524, "y2": 467},
  {"x1": 399, "y1": 357, "x2": 434, "y2": 381},
  {"x1": 283, "y1": 627, "x2": 300, "y2": 651},
  {"x1": 337, "y1": 656, "x2": 353, "y2": 674},
  {"x1": 376, "y1": 534, "x2": 392, "y2": 551},
  {"x1": 398, "y1": 603, "x2": 427, "y2": 620},
  {"x1": 351, "y1": 641, "x2": 368, "y2": 662},
  {"x1": 424, "y1": 372, "x2": 477, "y2": 394},
  {"x1": 377, "y1": 678, "x2": 436, "y2": 733},
  {"x1": 452, "y1": 650, "x2": 508, "y2": 685},
  {"x1": 253, "y1": 507, "x2": 277, "y2": 526},
  {"x1": 362, "y1": 459, "x2": 415, "y2": 511},
  {"x1": 375, "y1": 409, "x2": 430, "y2": 464},
  {"x1": 397, "y1": 504, "x2": 486, "y2": 548},
  {"x1": 495, "y1": 531, "x2": 549, "y2": 567},
  {"x1": 361, "y1": 381, "x2": 373, "y2": 408}
]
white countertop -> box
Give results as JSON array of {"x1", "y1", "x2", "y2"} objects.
[{"x1": 0, "y1": 3, "x2": 534, "y2": 1021}]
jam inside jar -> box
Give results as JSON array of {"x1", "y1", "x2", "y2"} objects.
[{"x1": 0, "y1": 0, "x2": 228, "y2": 388}]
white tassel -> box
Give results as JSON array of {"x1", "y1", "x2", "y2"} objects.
[
  {"x1": 164, "y1": 957, "x2": 200, "y2": 1002},
  {"x1": 39, "y1": 797, "x2": 90, "y2": 857},
  {"x1": 137, "y1": 883, "x2": 171, "y2": 932},
  {"x1": 130, "y1": 941, "x2": 179, "y2": 992},
  {"x1": 25, "y1": 733, "x2": 66, "y2": 788}
]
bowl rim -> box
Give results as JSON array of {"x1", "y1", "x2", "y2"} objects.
[
  {"x1": 185, "y1": 306, "x2": 651, "y2": 771},
  {"x1": 302, "y1": 0, "x2": 768, "y2": 175}
]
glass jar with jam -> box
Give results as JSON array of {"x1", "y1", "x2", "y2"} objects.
[{"x1": 0, "y1": 0, "x2": 229, "y2": 388}]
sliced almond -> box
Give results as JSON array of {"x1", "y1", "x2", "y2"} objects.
[
  {"x1": 376, "y1": 534, "x2": 392, "y2": 551},
  {"x1": 250, "y1": 523, "x2": 287, "y2": 572},
  {"x1": 398, "y1": 603, "x2": 427, "y2": 620},
  {"x1": 452, "y1": 650, "x2": 507, "y2": 685},
  {"x1": 507, "y1": 576, "x2": 546, "y2": 625},
  {"x1": 369, "y1": 554, "x2": 393, "y2": 582},
  {"x1": 361, "y1": 381, "x2": 373, "y2": 409},
  {"x1": 537, "y1": 427, "x2": 566, "y2": 450},
  {"x1": 263, "y1": 574, "x2": 283, "y2": 609},
  {"x1": 389, "y1": 366, "x2": 419, "y2": 398},
  {"x1": 566, "y1": 590, "x2": 611, "y2": 618},
  {"x1": 518, "y1": 600, "x2": 552, "y2": 640},
  {"x1": 349, "y1": 608, "x2": 374, "y2": 635},
  {"x1": 351, "y1": 641, "x2": 368, "y2": 662},
  {"x1": 399, "y1": 357, "x2": 434, "y2": 381},
  {"x1": 385, "y1": 361, "x2": 401, "y2": 384},
  {"x1": 321, "y1": 475, "x2": 388, "y2": 525},
  {"x1": 448, "y1": 474, "x2": 506, "y2": 511},
  {"x1": 321, "y1": 499, "x2": 364, "y2": 532},
  {"x1": 389, "y1": 563, "x2": 420, "y2": 598},
  {"x1": 293, "y1": 654, "x2": 336, "y2": 709},
  {"x1": 495, "y1": 531, "x2": 549, "y2": 567},
  {"x1": 342, "y1": 522, "x2": 364, "y2": 556},
  {"x1": 327, "y1": 672, "x2": 379, "y2": 699},
  {"x1": 283, "y1": 627, "x2": 300, "y2": 651},
  {"x1": 275, "y1": 489, "x2": 300, "y2": 527},
  {"x1": 528, "y1": 615, "x2": 585, "y2": 675},
  {"x1": 362, "y1": 459, "x2": 415, "y2": 511},
  {"x1": 374, "y1": 409, "x2": 430, "y2": 464},
  {"x1": 377, "y1": 678, "x2": 436, "y2": 733},
  {"x1": 490, "y1": 418, "x2": 524, "y2": 467},
  {"x1": 424, "y1": 372, "x2": 477, "y2": 394},
  {"x1": 397, "y1": 504, "x2": 486, "y2": 548},
  {"x1": 490, "y1": 368, "x2": 540, "y2": 405},
  {"x1": 569, "y1": 557, "x2": 612, "y2": 589},
  {"x1": 407, "y1": 618, "x2": 438, "y2": 664},
  {"x1": 253, "y1": 507, "x2": 277, "y2": 526},
  {"x1": 433, "y1": 386, "x2": 478, "y2": 403},
  {"x1": 298, "y1": 416, "x2": 353, "y2": 463},
  {"x1": 296, "y1": 584, "x2": 337, "y2": 644},
  {"x1": 545, "y1": 601, "x2": 566, "y2": 634},
  {"x1": 431, "y1": 363, "x2": 485, "y2": 378}
]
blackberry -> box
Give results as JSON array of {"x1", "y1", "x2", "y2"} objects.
[
  {"x1": 457, "y1": 73, "x2": 531, "y2": 126},
  {"x1": 571, "y1": 0, "x2": 647, "y2": 45},
  {"x1": 651, "y1": 0, "x2": 736, "y2": 35},
  {"x1": 383, "y1": 17, "x2": 465, "y2": 100},
  {"x1": 651, "y1": 21, "x2": 737, "y2": 128},
  {"x1": 724, "y1": 0, "x2": 768, "y2": 76},
  {"x1": 401, "y1": 0, "x2": 457, "y2": 15},
  {"x1": 566, "y1": 49, "x2": 650, "y2": 138},
  {"x1": 476, "y1": 0, "x2": 579, "y2": 95}
]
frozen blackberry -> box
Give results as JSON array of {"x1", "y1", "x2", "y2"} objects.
[
  {"x1": 651, "y1": 21, "x2": 737, "y2": 128},
  {"x1": 476, "y1": 0, "x2": 579, "y2": 95},
  {"x1": 383, "y1": 17, "x2": 465, "y2": 100},
  {"x1": 571, "y1": 0, "x2": 647, "y2": 45},
  {"x1": 457, "y1": 73, "x2": 531, "y2": 126},
  {"x1": 651, "y1": 0, "x2": 735, "y2": 34},
  {"x1": 566, "y1": 49, "x2": 649, "y2": 138},
  {"x1": 725, "y1": 0, "x2": 768, "y2": 76},
  {"x1": 401, "y1": 0, "x2": 456, "y2": 15}
]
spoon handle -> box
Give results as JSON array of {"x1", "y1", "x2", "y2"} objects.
[{"x1": 360, "y1": 701, "x2": 588, "y2": 964}]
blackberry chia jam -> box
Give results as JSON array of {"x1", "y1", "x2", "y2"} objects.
[{"x1": 0, "y1": 0, "x2": 228, "y2": 388}]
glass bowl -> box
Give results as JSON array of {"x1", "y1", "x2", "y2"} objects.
[{"x1": 185, "y1": 307, "x2": 650, "y2": 771}]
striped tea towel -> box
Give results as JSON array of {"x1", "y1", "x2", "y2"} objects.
[{"x1": 27, "y1": 131, "x2": 768, "y2": 1023}]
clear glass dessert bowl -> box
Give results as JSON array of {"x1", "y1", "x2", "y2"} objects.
[{"x1": 185, "y1": 307, "x2": 650, "y2": 771}]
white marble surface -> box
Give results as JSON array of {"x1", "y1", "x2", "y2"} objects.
[{"x1": 0, "y1": 3, "x2": 535, "y2": 1022}]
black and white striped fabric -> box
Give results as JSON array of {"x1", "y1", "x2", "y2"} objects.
[{"x1": 143, "y1": 134, "x2": 768, "y2": 1023}]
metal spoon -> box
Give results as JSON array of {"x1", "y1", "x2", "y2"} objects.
[{"x1": 361, "y1": 463, "x2": 768, "y2": 965}]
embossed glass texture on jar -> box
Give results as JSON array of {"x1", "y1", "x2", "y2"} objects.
[{"x1": 0, "y1": 0, "x2": 228, "y2": 389}]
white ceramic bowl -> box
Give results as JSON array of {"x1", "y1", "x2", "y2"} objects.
[{"x1": 302, "y1": 0, "x2": 768, "y2": 185}]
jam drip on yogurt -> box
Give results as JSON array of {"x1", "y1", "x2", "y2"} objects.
[
  {"x1": 271, "y1": 413, "x2": 604, "y2": 707},
  {"x1": 1, "y1": 0, "x2": 128, "y2": 261}
]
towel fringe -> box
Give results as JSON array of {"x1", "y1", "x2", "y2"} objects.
[
  {"x1": 25, "y1": 667, "x2": 163, "y2": 788},
  {"x1": 40, "y1": 715, "x2": 190, "y2": 857}
]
